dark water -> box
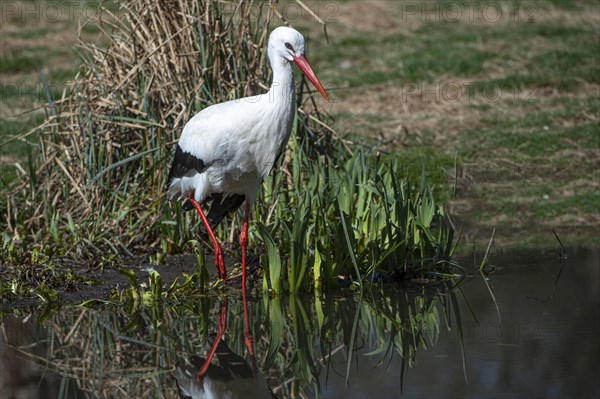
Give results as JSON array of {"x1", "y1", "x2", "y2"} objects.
[
  {"x1": 327, "y1": 247, "x2": 600, "y2": 399},
  {"x1": 1, "y1": 247, "x2": 598, "y2": 398}
]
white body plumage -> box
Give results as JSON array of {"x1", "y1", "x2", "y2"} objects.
[
  {"x1": 167, "y1": 27, "x2": 307, "y2": 206},
  {"x1": 168, "y1": 81, "x2": 295, "y2": 205}
]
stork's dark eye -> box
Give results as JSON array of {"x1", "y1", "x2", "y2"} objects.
[{"x1": 284, "y1": 42, "x2": 294, "y2": 51}]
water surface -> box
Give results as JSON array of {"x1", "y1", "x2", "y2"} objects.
[{"x1": 1, "y1": 247, "x2": 598, "y2": 398}]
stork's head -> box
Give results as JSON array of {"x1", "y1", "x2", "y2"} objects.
[
  {"x1": 268, "y1": 26, "x2": 329, "y2": 101},
  {"x1": 269, "y1": 26, "x2": 306, "y2": 62}
]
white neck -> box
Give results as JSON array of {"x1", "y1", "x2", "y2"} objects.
[{"x1": 267, "y1": 52, "x2": 296, "y2": 105}]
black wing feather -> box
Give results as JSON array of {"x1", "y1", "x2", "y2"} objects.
[
  {"x1": 168, "y1": 145, "x2": 245, "y2": 229},
  {"x1": 167, "y1": 145, "x2": 207, "y2": 189}
]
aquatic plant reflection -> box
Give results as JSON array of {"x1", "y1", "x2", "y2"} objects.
[{"x1": 0, "y1": 282, "x2": 467, "y2": 398}]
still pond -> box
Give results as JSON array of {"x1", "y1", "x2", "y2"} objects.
[{"x1": 1, "y1": 247, "x2": 598, "y2": 398}]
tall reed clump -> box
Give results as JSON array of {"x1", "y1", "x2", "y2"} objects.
[{"x1": 1, "y1": 0, "x2": 458, "y2": 292}]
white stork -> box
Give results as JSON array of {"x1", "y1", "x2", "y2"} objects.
[{"x1": 167, "y1": 27, "x2": 329, "y2": 287}]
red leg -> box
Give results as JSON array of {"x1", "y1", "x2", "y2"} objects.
[
  {"x1": 197, "y1": 297, "x2": 228, "y2": 381},
  {"x1": 189, "y1": 193, "x2": 226, "y2": 283},
  {"x1": 240, "y1": 200, "x2": 251, "y2": 291},
  {"x1": 240, "y1": 200, "x2": 257, "y2": 374},
  {"x1": 242, "y1": 274, "x2": 258, "y2": 376}
]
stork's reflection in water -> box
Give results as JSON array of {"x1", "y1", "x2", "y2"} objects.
[{"x1": 175, "y1": 296, "x2": 275, "y2": 399}]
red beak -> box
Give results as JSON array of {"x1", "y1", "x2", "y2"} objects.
[{"x1": 293, "y1": 54, "x2": 330, "y2": 102}]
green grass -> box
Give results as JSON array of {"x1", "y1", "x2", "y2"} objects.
[
  {"x1": 317, "y1": 14, "x2": 598, "y2": 90},
  {"x1": 2, "y1": 26, "x2": 59, "y2": 40},
  {"x1": 0, "y1": 52, "x2": 44, "y2": 74},
  {"x1": 254, "y1": 144, "x2": 457, "y2": 293},
  {"x1": 531, "y1": 186, "x2": 600, "y2": 219},
  {"x1": 320, "y1": 7, "x2": 597, "y2": 84},
  {"x1": 467, "y1": 102, "x2": 599, "y2": 159},
  {"x1": 544, "y1": 0, "x2": 589, "y2": 11},
  {"x1": 316, "y1": 26, "x2": 492, "y2": 87},
  {"x1": 1, "y1": 45, "x2": 74, "y2": 73},
  {"x1": 0, "y1": 115, "x2": 44, "y2": 138}
]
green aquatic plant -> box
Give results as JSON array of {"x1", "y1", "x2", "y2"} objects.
[{"x1": 255, "y1": 142, "x2": 457, "y2": 292}]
